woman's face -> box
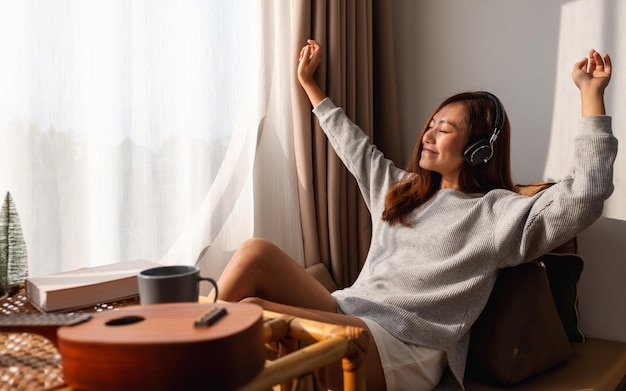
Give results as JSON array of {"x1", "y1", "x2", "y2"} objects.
[{"x1": 419, "y1": 102, "x2": 470, "y2": 189}]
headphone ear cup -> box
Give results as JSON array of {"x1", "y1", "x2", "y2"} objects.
[
  {"x1": 463, "y1": 92, "x2": 504, "y2": 167},
  {"x1": 464, "y1": 139, "x2": 492, "y2": 166}
]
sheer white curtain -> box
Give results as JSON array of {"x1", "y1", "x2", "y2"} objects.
[
  {"x1": 545, "y1": 0, "x2": 625, "y2": 220},
  {"x1": 0, "y1": 0, "x2": 303, "y2": 281}
]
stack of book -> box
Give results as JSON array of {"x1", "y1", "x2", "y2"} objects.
[{"x1": 25, "y1": 259, "x2": 161, "y2": 312}]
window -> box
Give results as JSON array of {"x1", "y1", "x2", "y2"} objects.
[{"x1": 0, "y1": 1, "x2": 299, "y2": 278}]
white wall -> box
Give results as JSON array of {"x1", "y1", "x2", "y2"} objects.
[{"x1": 391, "y1": 0, "x2": 626, "y2": 342}]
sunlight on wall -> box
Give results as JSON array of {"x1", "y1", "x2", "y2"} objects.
[{"x1": 545, "y1": 0, "x2": 625, "y2": 220}]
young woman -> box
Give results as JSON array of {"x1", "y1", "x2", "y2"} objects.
[{"x1": 217, "y1": 40, "x2": 616, "y2": 390}]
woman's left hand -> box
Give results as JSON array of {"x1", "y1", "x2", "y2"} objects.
[
  {"x1": 572, "y1": 49, "x2": 612, "y2": 116},
  {"x1": 572, "y1": 49, "x2": 612, "y2": 93}
]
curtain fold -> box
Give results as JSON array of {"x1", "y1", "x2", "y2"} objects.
[
  {"x1": 291, "y1": 0, "x2": 401, "y2": 288},
  {"x1": 165, "y1": 0, "x2": 305, "y2": 285}
]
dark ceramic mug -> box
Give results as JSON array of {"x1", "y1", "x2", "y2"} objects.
[{"x1": 137, "y1": 265, "x2": 217, "y2": 305}]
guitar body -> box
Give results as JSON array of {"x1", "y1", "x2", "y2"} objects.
[{"x1": 57, "y1": 302, "x2": 265, "y2": 391}]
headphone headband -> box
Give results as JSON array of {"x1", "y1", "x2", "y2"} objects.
[{"x1": 482, "y1": 91, "x2": 505, "y2": 135}]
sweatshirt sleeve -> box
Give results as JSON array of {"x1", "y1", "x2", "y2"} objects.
[
  {"x1": 312, "y1": 98, "x2": 405, "y2": 212},
  {"x1": 496, "y1": 115, "x2": 618, "y2": 264}
]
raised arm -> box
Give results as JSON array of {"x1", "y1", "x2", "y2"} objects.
[
  {"x1": 297, "y1": 39, "x2": 327, "y2": 107},
  {"x1": 572, "y1": 49, "x2": 612, "y2": 116}
]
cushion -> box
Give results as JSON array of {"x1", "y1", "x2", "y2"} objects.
[
  {"x1": 514, "y1": 182, "x2": 584, "y2": 342},
  {"x1": 514, "y1": 181, "x2": 554, "y2": 196},
  {"x1": 539, "y1": 253, "x2": 585, "y2": 342},
  {"x1": 465, "y1": 338, "x2": 626, "y2": 391},
  {"x1": 466, "y1": 261, "x2": 572, "y2": 386},
  {"x1": 306, "y1": 263, "x2": 338, "y2": 292}
]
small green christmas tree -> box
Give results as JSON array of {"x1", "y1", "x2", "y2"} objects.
[{"x1": 0, "y1": 191, "x2": 29, "y2": 297}]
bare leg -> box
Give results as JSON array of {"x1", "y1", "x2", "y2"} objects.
[
  {"x1": 217, "y1": 238, "x2": 337, "y2": 312},
  {"x1": 218, "y1": 238, "x2": 386, "y2": 390}
]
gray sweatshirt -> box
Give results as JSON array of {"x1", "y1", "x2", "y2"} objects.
[{"x1": 312, "y1": 97, "x2": 617, "y2": 389}]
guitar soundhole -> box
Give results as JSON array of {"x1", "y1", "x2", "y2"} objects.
[{"x1": 105, "y1": 315, "x2": 145, "y2": 326}]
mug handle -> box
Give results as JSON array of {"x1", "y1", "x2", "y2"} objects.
[{"x1": 199, "y1": 276, "x2": 219, "y2": 303}]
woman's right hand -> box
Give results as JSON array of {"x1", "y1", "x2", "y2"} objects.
[
  {"x1": 297, "y1": 39, "x2": 326, "y2": 107},
  {"x1": 297, "y1": 39, "x2": 322, "y2": 86}
]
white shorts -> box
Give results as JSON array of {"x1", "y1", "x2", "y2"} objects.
[{"x1": 360, "y1": 317, "x2": 447, "y2": 391}]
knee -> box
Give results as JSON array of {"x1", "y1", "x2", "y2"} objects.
[
  {"x1": 229, "y1": 238, "x2": 278, "y2": 269},
  {"x1": 236, "y1": 237, "x2": 278, "y2": 260}
]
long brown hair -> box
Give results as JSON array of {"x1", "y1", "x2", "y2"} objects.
[{"x1": 382, "y1": 92, "x2": 514, "y2": 226}]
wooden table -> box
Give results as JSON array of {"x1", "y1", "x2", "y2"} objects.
[{"x1": 1, "y1": 289, "x2": 369, "y2": 391}]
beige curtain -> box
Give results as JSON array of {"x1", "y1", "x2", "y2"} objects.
[{"x1": 291, "y1": 0, "x2": 401, "y2": 288}]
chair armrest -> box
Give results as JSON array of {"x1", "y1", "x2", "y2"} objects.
[{"x1": 240, "y1": 310, "x2": 369, "y2": 391}]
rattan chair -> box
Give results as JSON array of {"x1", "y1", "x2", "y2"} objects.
[{"x1": 240, "y1": 310, "x2": 369, "y2": 391}]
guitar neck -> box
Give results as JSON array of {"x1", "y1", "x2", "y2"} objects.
[{"x1": 0, "y1": 313, "x2": 92, "y2": 346}]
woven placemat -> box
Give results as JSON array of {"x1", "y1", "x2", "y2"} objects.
[
  {"x1": 0, "y1": 286, "x2": 139, "y2": 391},
  {"x1": 0, "y1": 332, "x2": 64, "y2": 390}
]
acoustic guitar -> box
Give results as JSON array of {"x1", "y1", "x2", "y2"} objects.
[{"x1": 0, "y1": 302, "x2": 265, "y2": 391}]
